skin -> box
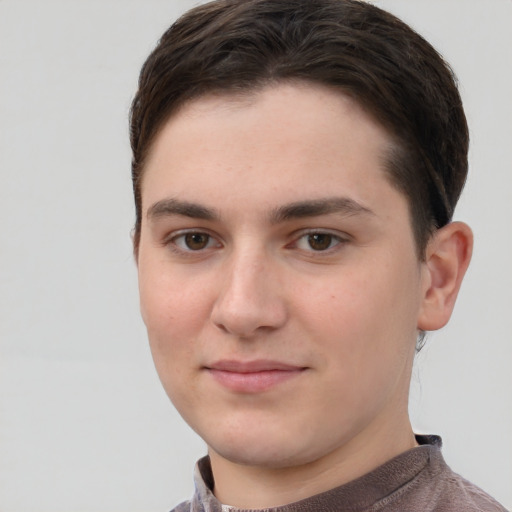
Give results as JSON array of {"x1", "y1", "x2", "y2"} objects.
[{"x1": 137, "y1": 83, "x2": 472, "y2": 508}]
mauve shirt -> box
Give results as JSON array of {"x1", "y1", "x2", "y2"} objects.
[{"x1": 171, "y1": 435, "x2": 508, "y2": 512}]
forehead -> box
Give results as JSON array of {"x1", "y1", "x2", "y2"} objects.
[{"x1": 142, "y1": 82, "x2": 397, "y2": 200}]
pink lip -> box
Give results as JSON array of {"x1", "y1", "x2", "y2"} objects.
[{"x1": 205, "y1": 359, "x2": 306, "y2": 393}]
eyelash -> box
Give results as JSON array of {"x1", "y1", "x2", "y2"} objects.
[
  {"x1": 164, "y1": 229, "x2": 349, "y2": 256},
  {"x1": 290, "y1": 230, "x2": 349, "y2": 253},
  {"x1": 165, "y1": 230, "x2": 221, "y2": 254}
]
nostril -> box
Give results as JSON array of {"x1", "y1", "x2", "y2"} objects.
[{"x1": 211, "y1": 297, "x2": 287, "y2": 338}]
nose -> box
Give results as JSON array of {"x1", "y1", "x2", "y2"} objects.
[{"x1": 210, "y1": 249, "x2": 288, "y2": 338}]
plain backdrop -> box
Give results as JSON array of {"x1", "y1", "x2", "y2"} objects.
[{"x1": 1, "y1": 1, "x2": 511, "y2": 510}]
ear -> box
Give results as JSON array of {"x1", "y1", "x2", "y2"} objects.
[{"x1": 417, "y1": 221, "x2": 473, "y2": 331}]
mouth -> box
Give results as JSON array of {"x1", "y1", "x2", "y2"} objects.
[{"x1": 204, "y1": 359, "x2": 307, "y2": 393}]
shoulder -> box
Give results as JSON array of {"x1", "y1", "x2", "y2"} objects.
[
  {"x1": 434, "y1": 470, "x2": 509, "y2": 512},
  {"x1": 168, "y1": 500, "x2": 192, "y2": 512},
  {"x1": 381, "y1": 435, "x2": 509, "y2": 512},
  {"x1": 411, "y1": 436, "x2": 508, "y2": 512}
]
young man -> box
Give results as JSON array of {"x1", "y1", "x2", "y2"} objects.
[{"x1": 130, "y1": 0, "x2": 507, "y2": 510}]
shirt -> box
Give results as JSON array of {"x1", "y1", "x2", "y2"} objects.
[{"x1": 171, "y1": 435, "x2": 508, "y2": 512}]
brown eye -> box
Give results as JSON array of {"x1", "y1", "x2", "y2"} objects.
[
  {"x1": 307, "y1": 233, "x2": 334, "y2": 251},
  {"x1": 184, "y1": 233, "x2": 211, "y2": 250},
  {"x1": 169, "y1": 231, "x2": 221, "y2": 254}
]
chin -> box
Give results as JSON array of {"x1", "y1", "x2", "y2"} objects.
[
  {"x1": 205, "y1": 423, "x2": 331, "y2": 469},
  {"x1": 189, "y1": 404, "x2": 362, "y2": 470},
  {"x1": 211, "y1": 441, "x2": 308, "y2": 469}
]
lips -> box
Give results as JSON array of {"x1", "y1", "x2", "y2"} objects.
[{"x1": 204, "y1": 359, "x2": 306, "y2": 393}]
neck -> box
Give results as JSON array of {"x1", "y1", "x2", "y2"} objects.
[{"x1": 209, "y1": 416, "x2": 417, "y2": 509}]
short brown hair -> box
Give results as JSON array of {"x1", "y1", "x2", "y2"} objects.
[{"x1": 130, "y1": 0, "x2": 468, "y2": 256}]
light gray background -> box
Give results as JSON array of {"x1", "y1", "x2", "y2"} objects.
[{"x1": 1, "y1": 1, "x2": 511, "y2": 510}]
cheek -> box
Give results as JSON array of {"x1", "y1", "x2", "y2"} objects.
[
  {"x1": 138, "y1": 262, "x2": 212, "y2": 369},
  {"x1": 295, "y1": 270, "x2": 384, "y2": 336},
  {"x1": 294, "y1": 260, "x2": 420, "y2": 360},
  {"x1": 296, "y1": 267, "x2": 418, "y2": 419},
  {"x1": 139, "y1": 271, "x2": 209, "y2": 412}
]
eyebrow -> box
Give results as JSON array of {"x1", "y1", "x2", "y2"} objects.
[
  {"x1": 269, "y1": 197, "x2": 375, "y2": 223},
  {"x1": 146, "y1": 198, "x2": 218, "y2": 221},
  {"x1": 146, "y1": 196, "x2": 374, "y2": 223}
]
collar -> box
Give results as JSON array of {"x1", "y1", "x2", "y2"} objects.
[{"x1": 190, "y1": 435, "x2": 445, "y2": 512}]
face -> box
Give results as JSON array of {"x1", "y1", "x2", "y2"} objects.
[{"x1": 137, "y1": 83, "x2": 429, "y2": 471}]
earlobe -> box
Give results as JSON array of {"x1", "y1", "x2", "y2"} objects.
[{"x1": 417, "y1": 221, "x2": 473, "y2": 331}]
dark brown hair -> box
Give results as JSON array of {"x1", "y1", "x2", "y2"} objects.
[{"x1": 130, "y1": 0, "x2": 468, "y2": 256}]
